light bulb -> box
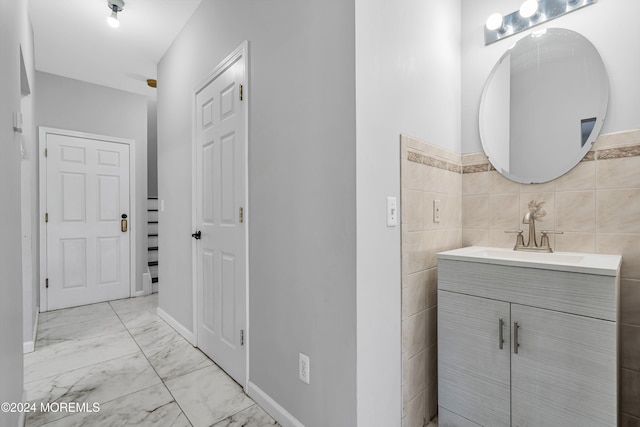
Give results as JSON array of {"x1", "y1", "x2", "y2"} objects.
[
  {"x1": 107, "y1": 11, "x2": 119, "y2": 28},
  {"x1": 486, "y1": 13, "x2": 504, "y2": 31},
  {"x1": 519, "y1": 0, "x2": 539, "y2": 18}
]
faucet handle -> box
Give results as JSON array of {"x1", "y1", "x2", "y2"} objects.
[
  {"x1": 540, "y1": 230, "x2": 563, "y2": 252},
  {"x1": 505, "y1": 230, "x2": 525, "y2": 249}
]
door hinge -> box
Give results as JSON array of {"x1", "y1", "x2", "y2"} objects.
[
  {"x1": 45, "y1": 148, "x2": 48, "y2": 157},
  {"x1": 46, "y1": 278, "x2": 49, "y2": 289},
  {"x1": 240, "y1": 329, "x2": 244, "y2": 346},
  {"x1": 239, "y1": 207, "x2": 244, "y2": 224},
  {"x1": 239, "y1": 84, "x2": 244, "y2": 101},
  {"x1": 45, "y1": 213, "x2": 49, "y2": 223}
]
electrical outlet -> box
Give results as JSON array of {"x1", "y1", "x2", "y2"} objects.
[
  {"x1": 433, "y1": 200, "x2": 441, "y2": 223},
  {"x1": 299, "y1": 353, "x2": 310, "y2": 384}
]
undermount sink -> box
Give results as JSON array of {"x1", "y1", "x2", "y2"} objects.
[{"x1": 438, "y1": 246, "x2": 621, "y2": 276}]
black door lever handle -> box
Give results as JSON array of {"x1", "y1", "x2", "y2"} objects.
[{"x1": 191, "y1": 230, "x2": 202, "y2": 240}]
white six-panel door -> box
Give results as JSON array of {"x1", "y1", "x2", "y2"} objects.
[
  {"x1": 194, "y1": 44, "x2": 247, "y2": 385},
  {"x1": 43, "y1": 132, "x2": 131, "y2": 311}
]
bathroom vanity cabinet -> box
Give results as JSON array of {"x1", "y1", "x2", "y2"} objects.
[{"x1": 437, "y1": 247, "x2": 621, "y2": 427}]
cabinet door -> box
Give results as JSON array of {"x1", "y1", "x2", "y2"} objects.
[
  {"x1": 438, "y1": 291, "x2": 511, "y2": 426},
  {"x1": 511, "y1": 304, "x2": 616, "y2": 427}
]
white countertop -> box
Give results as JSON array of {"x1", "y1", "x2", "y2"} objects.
[{"x1": 438, "y1": 246, "x2": 622, "y2": 276}]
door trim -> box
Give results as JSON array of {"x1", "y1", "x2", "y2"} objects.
[
  {"x1": 38, "y1": 127, "x2": 137, "y2": 312},
  {"x1": 191, "y1": 41, "x2": 250, "y2": 388}
]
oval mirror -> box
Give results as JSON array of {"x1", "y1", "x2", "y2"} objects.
[{"x1": 479, "y1": 28, "x2": 609, "y2": 184}]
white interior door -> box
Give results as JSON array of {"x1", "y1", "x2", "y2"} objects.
[
  {"x1": 194, "y1": 45, "x2": 247, "y2": 385},
  {"x1": 44, "y1": 132, "x2": 130, "y2": 311}
]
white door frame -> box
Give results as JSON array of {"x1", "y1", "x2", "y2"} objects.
[
  {"x1": 39, "y1": 127, "x2": 137, "y2": 312},
  {"x1": 191, "y1": 41, "x2": 250, "y2": 388}
]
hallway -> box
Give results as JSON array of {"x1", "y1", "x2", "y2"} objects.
[{"x1": 24, "y1": 294, "x2": 278, "y2": 427}]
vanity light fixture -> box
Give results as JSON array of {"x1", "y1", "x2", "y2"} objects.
[
  {"x1": 519, "y1": 0, "x2": 539, "y2": 19},
  {"x1": 107, "y1": 0, "x2": 125, "y2": 28},
  {"x1": 484, "y1": 0, "x2": 596, "y2": 45},
  {"x1": 486, "y1": 13, "x2": 506, "y2": 33}
]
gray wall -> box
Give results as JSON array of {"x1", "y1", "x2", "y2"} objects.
[
  {"x1": 157, "y1": 1, "x2": 357, "y2": 426},
  {"x1": 462, "y1": 0, "x2": 640, "y2": 153},
  {"x1": 0, "y1": 0, "x2": 27, "y2": 424},
  {"x1": 35, "y1": 71, "x2": 148, "y2": 294},
  {"x1": 355, "y1": 0, "x2": 461, "y2": 424},
  {"x1": 147, "y1": 99, "x2": 158, "y2": 197}
]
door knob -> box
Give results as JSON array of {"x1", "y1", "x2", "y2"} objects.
[
  {"x1": 121, "y1": 214, "x2": 128, "y2": 232},
  {"x1": 192, "y1": 230, "x2": 202, "y2": 240}
]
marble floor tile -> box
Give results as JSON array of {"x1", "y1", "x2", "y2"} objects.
[
  {"x1": 24, "y1": 331, "x2": 140, "y2": 384},
  {"x1": 109, "y1": 294, "x2": 159, "y2": 315},
  {"x1": 116, "y1": 308, "x2": 163, "y2": 330},
  {"x1": 143, "y1": 334, "x2": 213, "y2": 381},
  {"x1": 38, "y1": 303, "x2": 117, "y2": 332},
  {"x1": 25, "y1": 352, "x2": 161, "y2": 427},
  {"x1": 166, "y1": 365, "x2": 254, "y2": 427},
  {"x1": 39, "y1": 383, "x2": 190, "y2": 427},
  {"x1": 36, "y1": 315, "x2": 126, "y2": 349},
  {"x1": 127, "y1": 317, "x2": 182, "y2": 353},
  {"x1": 211, "y1": 404, "x2": 279, "y2": 427}
]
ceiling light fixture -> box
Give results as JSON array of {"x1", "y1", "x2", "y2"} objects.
[{"x1": 107, "y1": 0, "x2": 125, "y2": 28}]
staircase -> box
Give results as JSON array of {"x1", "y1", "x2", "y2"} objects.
[{"x1": 148, "y1": 198, "x2": 159, "y2": 293}]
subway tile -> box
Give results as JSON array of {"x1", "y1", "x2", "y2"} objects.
[
  {"x1": 555, "y1": 191, "x2": 596, "y2": 233},
  {"x1": 462, "y1": 195, "x2": 489, "y2": 229},
  {"x1": 406, "y1": 349, "x2": 427, "y2": 403},
  {"x1": 555, "y1": 161, "x2": 596, "y2": 191},
  {"x1": 489, "y1": 194, "x2": 520, "y2": 230},
  {"x1": 463, "y1": 171, "x2": 490, "y2": 196},
  {"x1": 426, "y1": 379, "x2": 438, "y2": 421},
  {"x1": 520, "y1": 180, "x2": 555, "y2": 193},
  {"x1": 594, "y1": 130, "x2": 640, "y2": 150},
  {"x1": 490, "y1": 171, "x2": 520, "y2": 194},
  {"x1": 402, "y1": 159, "x2": 425, "y2": 192},
  {"x1": 402, "y1": 389, "x2": 427, "y2": 427},
  {"x1": 435, "y1": 229, "x2": 462, "y2": 255},
  {"x1": 423, "y1": 231, "x2": 438, "y2": 270},
  {"x1": 621, "y1": 368, "x2": 640, "y2": 418},
  {"x1": 621, "y1": 413, "x2": 640, "y2": 427},
  {"x1": 597, "y1": 156, "x2": 640, "y2": 189},
  {"x1": 596, "y1": 189, "x2": 640, "y2": 233},
  {"x1": 462, "y1": 228, "x2": 489, "y2": 247},
  {"x1": 425, "y1": 268, "x2": 438, "y2": 309},
  {"x1": 621, "y1": 324, "x2": 640, "y2": 371},
  {"x1": 403, "y1": 189, "x2": 425, "y2": 232},
  {"x1": 554, "y1": 232, "x2": 596, "y2": 253},
  {"x1": 402, "y1": 351, "x2": 410, "y2": 386},
  {"x1": 489, "y1": 229, "x2": 517, "y2": 248},
  {"x1": 622, "y1": 279, "x2": 640, "y2": 326},
  {"x1": 426, "y1": 305, "x2": 437, "y2": 348},
  {"x1": 596, "y1": 234, "x2": 640, "y2": 280},
  {"x1": 402, "y1": 309, "x2": 427, "y2": 357},
  {"x1": 401, "y1": 230, "x2": 423, "y2": 276},
  {"x1": 403, "y1": 271, "x2": 428, "y2": 319}
]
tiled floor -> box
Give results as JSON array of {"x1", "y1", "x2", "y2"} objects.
[{"x1": 24, "y1": 294, "x2": 279, "y2": 427}]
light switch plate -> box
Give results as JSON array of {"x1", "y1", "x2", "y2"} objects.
[
  {"x1": 433, "y1": 200, "x2": 441, "y2": 223},
  {"x1": 387, "y1": 197, "x2": 398, "y2": 227}
]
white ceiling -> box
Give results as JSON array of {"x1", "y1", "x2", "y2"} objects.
[{"x1": 29, "y1": 0, "x2": 202, "y2": 97}]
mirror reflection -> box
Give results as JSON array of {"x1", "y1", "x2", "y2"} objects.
[{"x1": 479, "y1": 28, "x2": 609, "y2": 184}]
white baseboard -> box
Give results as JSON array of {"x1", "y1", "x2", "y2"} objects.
[
  {"x1": 247, "y1": 381, "x2": 304, "y2": 427},
  {"x1": 23, "y1": 308, "x2": 39, "y2": 354},
  {"x1": 157, "y1": 307, "x2": 195, "y2": 345}
]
